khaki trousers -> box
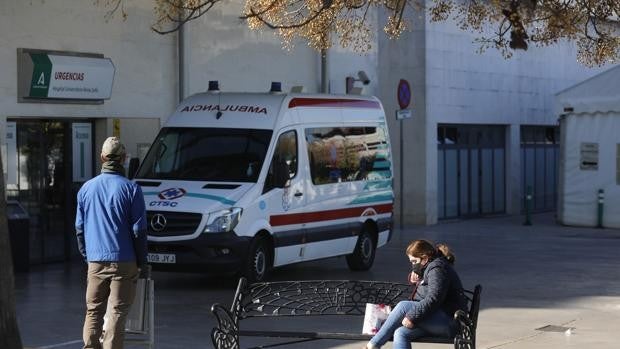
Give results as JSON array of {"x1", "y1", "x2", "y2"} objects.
[{"x1": 83, "y1": 262, "x2": 138, "y2": 349}]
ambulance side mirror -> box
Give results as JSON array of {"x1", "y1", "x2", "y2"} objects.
[{"x1": 128, "y1": 157, "x2": 140, "y2": 180}]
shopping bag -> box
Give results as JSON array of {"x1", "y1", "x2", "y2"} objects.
[
  {"x1": 103, "y1": 278, "x2": 150, "y2": 334},
  {"x1": 125, "y1": 278, "x2": 149, "y2": 333},
  {"x1": 362, "y1": 303, "x2": 391, "y2": 335}
]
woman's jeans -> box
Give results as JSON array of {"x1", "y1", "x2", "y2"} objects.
[{"x1": 369, "y1": 301, "x2": 454, "y2": 349}]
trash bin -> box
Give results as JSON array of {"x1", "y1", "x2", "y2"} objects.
[{"x1": 7, "y1": 200, "x2": 30, "y2": 272}]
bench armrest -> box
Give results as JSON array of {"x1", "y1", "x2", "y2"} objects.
[
  {"x1": 453, "y1": 309, "x2": 473, "y2": 328},
  {"x1": 211, "y1": 303, "x2": 240, "y2": 349},
  {"x1": 453, "y1": 309, "x2": 475, "y2": 349}
]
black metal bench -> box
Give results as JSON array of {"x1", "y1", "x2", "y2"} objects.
[{"x1": 211, "y1": 278, "x2": 482, "y2": 349}]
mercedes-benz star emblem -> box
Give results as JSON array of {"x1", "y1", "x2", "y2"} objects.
[{"x1": 150, "y1": 214, "x2": 167, "y2": 232}]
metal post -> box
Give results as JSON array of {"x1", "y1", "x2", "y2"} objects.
[
  {"x1": 178, "y1": 12, "x2": 185, "y2": 102},
  {"x1": 524, "y1": 185, "x2": 532, "y2": 226},
  {"x1": 597, "y1": 189, "x2": 604, "y2": 228},
  {"x1": 320, "y1": 49, "x2": 328, "y2": 93},
  {"x1": 400, "y1": 119, "x2": 404, "y2": 228}
]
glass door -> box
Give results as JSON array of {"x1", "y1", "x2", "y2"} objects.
[{"x1": 7, "y1": 120, "x2": 90, "y2": 264}]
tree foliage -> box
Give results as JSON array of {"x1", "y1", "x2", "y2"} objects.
[{"x1": 105, "y1": 0, "x2": 619, "y2": 64}]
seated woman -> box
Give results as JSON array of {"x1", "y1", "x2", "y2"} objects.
[{"x1": 366, "y1": 240, "x2": 467, "y2": 349}]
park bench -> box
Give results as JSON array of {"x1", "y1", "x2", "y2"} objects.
[{"x1": 211, "y1": 278, "x2": 482, "y2": 349}]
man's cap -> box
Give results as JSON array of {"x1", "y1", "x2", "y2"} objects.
[{"x1": 101, "y1": 137, "x2": 126, "y2": 159}]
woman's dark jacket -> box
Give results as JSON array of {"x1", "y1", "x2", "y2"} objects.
[{"x1": 406, "y1": 256, "x2": 468, "y2": 323}]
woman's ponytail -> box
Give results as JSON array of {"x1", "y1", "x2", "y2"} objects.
[{"x1": 436, "y1": 243, "x2": 455, "y2": 264}]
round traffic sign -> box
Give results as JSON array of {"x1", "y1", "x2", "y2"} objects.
[{"x1": 397, "y1": 79, "x2": 411, "y2": 110}]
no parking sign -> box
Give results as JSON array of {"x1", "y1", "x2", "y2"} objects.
[
  {"x1": 396, "y1": 79, "x2": 412, "y2": 119},
  {"x1": 397, "y1": 79, "x2": 411, "y2": 109}
]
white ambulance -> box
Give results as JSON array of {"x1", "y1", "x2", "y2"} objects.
[{"x1": 135, "y1": 82, "x2": 394, "y2": 281}]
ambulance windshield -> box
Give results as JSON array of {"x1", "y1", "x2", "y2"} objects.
[{"x1": 137, "y1": 127, "x2": 273, "y2": 182}]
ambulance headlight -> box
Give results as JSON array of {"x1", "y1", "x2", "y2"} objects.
[{"x1": 203, "y1": 207, "x2": 242, "y2": 233}]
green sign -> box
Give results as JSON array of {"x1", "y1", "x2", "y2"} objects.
[
  {"x1": 19, "y1": 51, "x2": 115, "y2": 101},
  {"x1": 29, "y1": 53, "x2": 52, "y2": 98}
]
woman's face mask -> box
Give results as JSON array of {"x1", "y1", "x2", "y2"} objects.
[
  {"x1": 409, "y1": 256, "x2": 427, "y2": 277},
  {"x1": 411, "y1": 262, "x2": 424, "y2": 276}
]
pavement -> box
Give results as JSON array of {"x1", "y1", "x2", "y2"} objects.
[{"x1": 14, "y1": 212, "x2": 620, "y2": 348}]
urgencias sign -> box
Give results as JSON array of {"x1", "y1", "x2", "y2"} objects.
[{"x1": 18, "y1": 49, "x2": 115, "y2": 102}]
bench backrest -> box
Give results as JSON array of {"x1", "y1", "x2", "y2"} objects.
[
  {"x1": 236, "y1": 279, "x2": 411, "y2": 318},
  {"x1": 233, "y1": 278, "x2": 481, "y2": 324}
]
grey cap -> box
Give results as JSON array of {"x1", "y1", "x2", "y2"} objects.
[{"x1": 101, "y1": 137, "x2": 126, "y2": 160}]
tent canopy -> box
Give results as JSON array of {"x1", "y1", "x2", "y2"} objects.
[{"x1": 555, "y1": 64, "x2": 620, "y2": 115}]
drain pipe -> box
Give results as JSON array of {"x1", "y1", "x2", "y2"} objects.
[
  {"x1": 178, "y1": 18, "x2": 185, "y2": 103},
  {"x1": 320, "y1": 49, "x2": 328, "y2": 93}
]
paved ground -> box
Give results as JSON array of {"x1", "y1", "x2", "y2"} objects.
[{"x1": 14, "y1": 212, "x2": 620, "y2": 348}]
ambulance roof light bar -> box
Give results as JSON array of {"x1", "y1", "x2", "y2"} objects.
[
  {"x1": 270, "y1": 82, "x2": 282, "y2": 94},
  {"x1": 208, "y1": 80, "x2": 220, "y2": 93}
]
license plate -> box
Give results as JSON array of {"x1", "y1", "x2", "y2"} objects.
[{"x1": 147, "y1": 253, "x2": 176, "y2": 264}]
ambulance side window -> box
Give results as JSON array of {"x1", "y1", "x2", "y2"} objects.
[
  {"x1": 305, "y1": 126, "x2": 391, "y2": 185},
  {"x1": 264, "y1": 131, "x2": 297, "y2": 193}
]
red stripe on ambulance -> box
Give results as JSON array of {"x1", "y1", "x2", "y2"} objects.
[
  {"x1": 288, "y1": 98, "x2": 381, "y2": 109},
  {"x1": 270, "y1": 203, "x2": 393, "y2": 227}
]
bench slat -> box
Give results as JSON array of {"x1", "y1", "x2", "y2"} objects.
[{"x1": 239, "y1": 330, "x2": 453, "y2": 343}]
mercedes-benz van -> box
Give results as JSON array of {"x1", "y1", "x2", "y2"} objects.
[{"x1": 135, "y1": 82, "x2": 394, "y2": 281}]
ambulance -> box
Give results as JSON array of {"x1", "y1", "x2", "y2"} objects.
[{"x1": 135, "y1": 82, "x2": 393, "y2": 281}]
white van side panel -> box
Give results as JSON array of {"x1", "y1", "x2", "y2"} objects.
[
  {"x1": 377, "y1": 230, "x2": 390, "y2": 247},
  {"x1": 302, "y1": 237, "x2": 358, "y2": 262},
  {"x1": 292, "y1": 101, "x2": 393, "y2": 262}
]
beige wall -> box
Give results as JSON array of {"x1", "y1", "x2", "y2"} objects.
[
  {"x1": 0, "y1": 0, "x2": 177, "y2": 121},
  {"x1": 0, "y1": 0, "x2": 172, "y2": 182},
  {"x1": 182, "y1": 0, "x2": 379, "y2": 96},
  {"x1": 94, "y1": 118, "x2": 160, "y2": 164}
]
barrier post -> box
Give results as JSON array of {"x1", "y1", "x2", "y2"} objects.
[
  {"x1": 524, "y1": 186, "x2": 532, "y2": 226},
  {"x1": 597, "y1": 189, "x2": 604, "y2": 228}
]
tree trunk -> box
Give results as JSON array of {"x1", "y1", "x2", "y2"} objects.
[{"x1": 0, "y1": 151, "x2": 23, "y2": 349}]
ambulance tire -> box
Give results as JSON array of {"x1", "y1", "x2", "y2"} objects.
[
  {"x1": 243, "y1": 236, "x2": 272, "y2": 282},
  {"x1": 346, "y1": 227, "x2": 376, "y2": 271}
]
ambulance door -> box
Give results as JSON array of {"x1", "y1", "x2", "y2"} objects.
[
  {"x1": 261, "y1": 127, "x2": 307, "y2": 266},
  {"x1": 301, "y1": 125, "x2": 357, "y2": 262}
]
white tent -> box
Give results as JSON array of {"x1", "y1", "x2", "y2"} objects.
[{"x1": 556, "y1": 65, "x2": 620, "y2": 228}]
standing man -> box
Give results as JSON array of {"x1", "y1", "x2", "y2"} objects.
[{"x1": 76, "y1": 137, "x2": 147, "y2": 349}]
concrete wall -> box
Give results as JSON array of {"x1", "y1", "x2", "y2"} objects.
[
  {"x1": 423, "y1": 17, "x2": 603, "y2": 222},
  {"x1": 0, "y1": 0, "x2": 177, "y2": 120},
  {"x1": 378, "y1": 6, "x2": 604, "y2": 225},
  {"x1": 94, "y1": 118, "x2": 161, "y2": 164},
  {"x1": 183, "y1": 0, "x2": 379, "y2": 97},
  {"x1": 377, "y1": 8, "x2": 430, "y2": 226},
  {"x1": 1, "y1": 0, "x2": 609, "y2": 225},
  {"x1": 0, "y1": 0, "x2": 175, "y2": 184}
]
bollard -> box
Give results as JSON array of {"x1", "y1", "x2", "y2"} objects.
[
  {"x1": 524, "y1": 185, "x2": 532, "y2": 226},
  {"x1": 597, "y1": 189, "x2": 604, "y2": 228}
]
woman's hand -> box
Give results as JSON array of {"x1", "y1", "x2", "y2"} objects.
[
  {"x1": 402, "y1": 317, "x2": 414, "y2": 329},
  {"x1": 408, "y1": 272, "x2": 420, "y2": 284}
]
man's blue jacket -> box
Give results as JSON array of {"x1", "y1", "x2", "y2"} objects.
[{"x1": 75, "y1": 171, "x2": 147, "y2": 265}]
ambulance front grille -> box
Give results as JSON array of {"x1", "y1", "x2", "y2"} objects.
[{"x1": 146, "y1": 211, "x2": 203, "y2": 237}]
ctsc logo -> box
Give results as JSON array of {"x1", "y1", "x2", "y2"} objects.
[
  {"x1": 150, "y1": 188, "x2": 186, "y2": 207},
  {"x1": 158, "y1": 188, "x2": 186, "y2": 200}
]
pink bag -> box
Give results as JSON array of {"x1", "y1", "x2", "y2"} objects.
[{"x1": 362, "y1": 303, "x2": 392, "y2": 335}]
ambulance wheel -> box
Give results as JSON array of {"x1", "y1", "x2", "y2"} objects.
[
  {"x1": 346, "y1": 227, "x2": 376, "y2": 271},
  {"x1": 243, "y1": 236, "x2": 272, "y2": 282}
]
